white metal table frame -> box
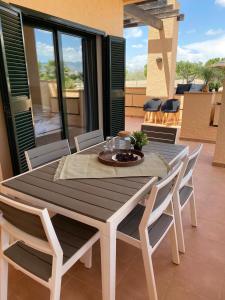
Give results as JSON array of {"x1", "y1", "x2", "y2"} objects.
[{"x1": 0, "y1": 142, "x2": 188, "y2": 300}]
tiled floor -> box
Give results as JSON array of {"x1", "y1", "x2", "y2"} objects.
[{"x1": 7, "y1": 117, "x2": 225, "y2": 299}]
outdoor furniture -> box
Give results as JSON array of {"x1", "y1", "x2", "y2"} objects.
[
  {"x1": 74, "y1": 129, "x2": 104, "y2": 152},
  {"x1": 141, "y1": 124, "x2": 178, "y2": 144},
  {"x1": 117, "y1": 162, "x2": 182, "y2": 300},
  {"x1": 25, "y1": 139, "x2": 71, "y2": 170},
  {"x1": 143, "y1": 98, "x2": 162, "y2": 123},
  {"x1": 175, "y1": 83, "x2": 204, "y2": 95},
  {"x1": 161, "y1": 99, "x2": 180, "y2": 125},
  {"x1": 0, "y1": 193, "x2": 99, "y2": 300},
  {"x1": 173, "y1": 144, "x2": 203, "y2": 253},
  {"x1": 1, "y1": 141, "x2": 188, "y2": 300}
]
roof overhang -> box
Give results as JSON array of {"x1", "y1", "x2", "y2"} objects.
[{"x1": 124, "y1": 0, "x2": 184, "y2": 30}]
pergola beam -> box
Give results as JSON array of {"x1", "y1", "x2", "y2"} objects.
[
  {"x1": 136, "y1": 0, "x2": 167, "y2": 9},
  {"x1": 125, "y1": 4, "x2": 163, "y2": 30}
]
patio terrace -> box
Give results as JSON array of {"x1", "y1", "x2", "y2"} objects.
[{"x1": 5, "y1": 117, "x2": 225, "y2": 300}]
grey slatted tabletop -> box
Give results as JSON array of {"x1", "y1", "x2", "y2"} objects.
[{"x1": 2, "y1": 142, "x2": 187, "y2": 223}]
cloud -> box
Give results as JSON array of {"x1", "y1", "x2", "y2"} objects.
[
  {"x1": 206, "y1": 28, "x2": 225, "y2": 36},
  {"x1": 125, "y1": 27, "x2": 143, "y2": 39},
  {"x1": 36, "y1": 42, "x2": 82, "y2": 63},
  {"x1": 127, "y1": 54, "x2": 147, "y2": 71},
  {"x1": 36, "y1": 42, "x2": 54, "y2": 60},
  {"x1": 62, "y1": 46, "x2": 82, "y2": 62},
  {"x1": 132, "y1": 44, "x2": 144, "y2": 49},
  {"x1": 215, "y1": 0, "x2": 225, "y2": 7},
  {"x1": 177, "y1": 34, "x2": 225, "y2": 62}
]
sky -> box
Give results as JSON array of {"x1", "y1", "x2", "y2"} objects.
[
  {"x1": 125, "y1": 0, "x2": 225, "y2": 71},
  {"x1": 35, "y1": 29, "x2": 82, "y2": 64}
]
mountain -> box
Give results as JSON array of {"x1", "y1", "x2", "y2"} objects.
[{"x1": 64, "y1": 61, "x2": 83, "y2": 73}]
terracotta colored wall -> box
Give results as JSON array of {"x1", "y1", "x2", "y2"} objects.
[
  {"x1": 3, "y1": 0, "x2": 124, "y2": 37},
  {"x1": 213, "y1": 81, "x2": 225, "y2": 166},
  {"x1": 180, "y1": 92, "x2": 220, "y2": 143},
  {"x1": 146, "y1": 0, "x2": 179, "y2": 98},
  {"x1": 125, "y1": 87, "x2": 148, "y2": 117},
  {"x1": 0, "y1": 101, "x2": 13, "y2": 181},
  {"x1": 0, "y1": 0, "x2": 124, "y2": 180}
]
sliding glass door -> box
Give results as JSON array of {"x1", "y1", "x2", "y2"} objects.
[
  {"x1": 60, "y1": 33, "x2": 86, "y2": 147},
  {"x1": 23, "y1": 24, "x2": 98, "y2": 149},
  {"x1": 24, "y1": 27, "x2": 63, "y2": 146}
]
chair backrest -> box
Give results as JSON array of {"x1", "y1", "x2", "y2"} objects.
[
  {"x1": 25, "y1": 139, "x2": 71, "y2": 170},
  {"x1": 139, "y1": 162, "x2": 183, "y2": 237},
  {"x1": 179, "y1": 144, "x2": 203, "y2": 188},
  {"x1": 0, "y1": 193, "x2": 62, "y2": 257},
  {"x1": 141, "y1": 124, "x2": 178, "y2": 144},
  {"x1": 143, "y1": 98, "x2": 162, "y2": 111},
  {"x1": 161, "y1": 99, "x2": 180, "y2": 112},
  {"x1": 75, "y1": 129, "x2": 104, "y2": 152}
]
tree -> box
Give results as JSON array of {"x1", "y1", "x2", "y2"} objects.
[
  {"x1": 205, "y1": 57, "x2": 225, "y2": 67},
  {"x1": 199, "y1": 66, "x2": 216, "y2": 85},
  {"x1": 204, "y1": 58, "x2": 225, "y2": 90},
  {"x1": 38, "y1": 60, "x2": 84, "y2": 89},
  {"x1": 176, "y1": 61, "x2": 202, "y2": 83}
]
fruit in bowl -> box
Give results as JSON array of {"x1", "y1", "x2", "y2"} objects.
[{"x1": 115, "y1": 152, "x2": 138, "y2": 162}]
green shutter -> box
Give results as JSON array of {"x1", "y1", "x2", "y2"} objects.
[
  {"x1": 0, "y1": 4, "x2": 35, "y2": 174},
  {"x1": 103, "y1": 36, "x2": 125, "y2": 136}
]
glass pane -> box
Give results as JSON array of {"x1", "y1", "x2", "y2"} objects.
[
  {"x1": 60, "y1": 33, "x2": 86, "y2": 148},
  {"x1": 24, "y1": 26, "x2": 63, "y2": 146}
]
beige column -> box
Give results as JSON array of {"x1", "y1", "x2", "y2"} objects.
[
  {"x1": 146, "y1": 0, "x2": 179, "y2": 99},
  {"x1": 213, "y1": 79, "x2": 225, "y2": 167}
]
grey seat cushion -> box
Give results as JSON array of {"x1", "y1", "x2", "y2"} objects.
[
  {"x1": 118, "y1": 204, "x2": 173, "y2": 248},
  {"x1": 179, "y1": 186, "x2": 193, "y2": 207},
  {"x1": 4, "y1": 215, "x2": 98, "y2": 282}
]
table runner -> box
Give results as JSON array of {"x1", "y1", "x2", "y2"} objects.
[{"x1": 54, "y1": 152, "x2": 170, "y2": 180}]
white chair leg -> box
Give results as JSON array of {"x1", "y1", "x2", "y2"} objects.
[
  {"x1": 0, "y1": 230, "x2": 9, "y2": 300},
  {"x1": 173, "y1": 193, "x2": 186, "y2": 253},
  {"x1": 168, "y1": 223, "x2": 180, "y2": 265},
  {"x1": 80, "y1": 247, "x2": 92, "y2": 269},
  {"x1": 50, "y1": 274, "x2": 62, "y2": 300},
  {"x1": 141, "y1": 246, "x2": 158, "y2": 300},
  {"x1": 189, "y1": 192, "x2": 198, "y2": 227},
  {"x1": 50, "y1": 257, "x2": 62, "y2": 300}
]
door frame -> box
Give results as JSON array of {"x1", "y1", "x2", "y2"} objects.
[{"x1": 21, "y1": 11, "x2": 100, "y2": 149}]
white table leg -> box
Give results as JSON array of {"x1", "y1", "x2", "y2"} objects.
[{"x1": 100, "y1": 223, "x2": 117, "y2": 300}]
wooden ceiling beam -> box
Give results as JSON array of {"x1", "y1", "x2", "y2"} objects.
[
  {"x1": 136, "y1": 0, "x2": 167, "y2": 9},
  {"x1": 125, "y1": 4, "x2": 163, "y2": 30}
]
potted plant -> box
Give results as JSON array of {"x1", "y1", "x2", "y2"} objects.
[
  {"x1": 200, "y1": 66, "x2": 216, "y2": 92},
  {"x1": 214, "y1": 80, "x2": 221, "y2": 92},
  {"x1": 131, "y1": 131, "x2": 149, "y2": 151},
  {"x1": 208, "y1": 82, "x2": 214, "y2": 92}
]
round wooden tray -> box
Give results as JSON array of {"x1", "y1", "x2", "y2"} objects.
[{"x1": 98, "y1": 149, "x2": 144, "y2": 167}]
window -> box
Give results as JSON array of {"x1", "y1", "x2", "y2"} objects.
[{"x1": 23, "y1": 23, "x2": 99, "y2": 149}]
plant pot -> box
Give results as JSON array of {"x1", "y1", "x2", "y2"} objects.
[{"x1": 134, "y1": 144, "x2": 142, "y2": 151}]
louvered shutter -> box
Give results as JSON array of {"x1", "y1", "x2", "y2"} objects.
[
  {"x1": 103, "y1": 36, "x2": 125, "y2": 136},
  {"x1": 0, "y1": 4, "x2": 35, "y2": 174}
]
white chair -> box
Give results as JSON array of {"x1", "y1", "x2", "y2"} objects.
[
  {"x1": 25, "y1": 139, "x2": 71, "y2": 170},
  {"x1": 74, "y1": 129, "x2": 104, "y2": 152},
  {"x1": 117, "y1": 162, "x2": 183, "y2": 300},
  {"x1": 173, "y1": 144, "x2": 203, "y2": 253},
  {"x1": 0, "y1": 193, "x2": 99, "y2": 300}
]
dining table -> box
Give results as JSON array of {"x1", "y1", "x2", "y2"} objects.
[{"x1": 0, "y1": 141, "x2": 188, "y2": 300}]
